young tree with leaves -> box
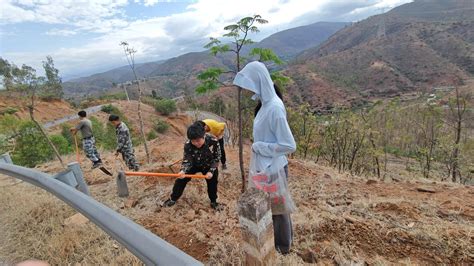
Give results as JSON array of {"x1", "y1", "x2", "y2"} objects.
[
  {"x1": 42, "y1": 56, "x2": 63, "y2": 99},
  {"x1": 120, "y1": 41, "x2": 151, "y2": 164},
  {"x1": 0, "y1": 58, "x2": 14, "y2": 90},
  {"x1": 196, "y1": 15, "x2": 287, "y2": 192},
  {"x1": 25, "y1": 62, "x2": 65, "y2": 167}
]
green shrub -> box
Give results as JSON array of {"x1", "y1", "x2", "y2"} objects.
[
  {"x1": 50, "y1": 134, "x2": 72, "y2": 155},
  {"x1": 151, "y1": 90, "x2": 162, "y2": 99},
  {"x1": 1, "y1": 107, "x2": 19, "y2": 115},
  {"x1": 0, "y1": 134, "x2": 11, "y2": 155},
  {"x1": 142, "y1": 96, "x2": 157, "y2": 107},
  {"x1": 60, "y1": 123, "x2": 74, "y2": 147},
  {"x1": 12, "y1": 121, "x2": 52, "y2": 167},
  {"x1": 0, "y1": 115, "x2": 20, "y2": 154},
  {"x1": 154, "y1": 99, "x2": 177, "y2": 115},
  {"x1": 101, "y1": 104, "x2": 120, "y2": 114},
  {"x1": 154, "y1": 119, "x2": 169, "y2": 134},
  {"x1": 39, "y1": 93, "x2": 61, "y2": 101},
  {"x1": 89, "y1": 117, "x2": 115, "y2": 150},
  {"x1": 146, "y1": 130, "x2": 158, "y2": 140},
  {"x1": 0, "y1": 114, "x2": 20, "y2": 135},
  {"x1": 99, "y1": 92, "x2": 128, "y2": 101}
]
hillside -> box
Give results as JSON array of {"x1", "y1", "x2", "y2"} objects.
[
  {"x1": 1, "y1": 102, "x2": 473, "y2": 264},
  {"x1": 288, "y1": 0, "x2": 473, "y2": 109},
  {"x1": 0, "y1": 95, "x2": 76, "y2": 124},
  {"x1": 250, "y1": 22, "x2": 350, "y2": 60},
  {"x1": 62, "y1": 21, "x2": 348, "y2": 99},
  {"x1": 62, "y1": 61, "x2": 164, "y2": 98}
]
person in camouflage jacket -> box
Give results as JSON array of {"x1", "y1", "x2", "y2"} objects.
[
  {"x1": 70, "y1": 110, "x2": 102, "y2": 169},
  {"x1": 163, "y1": 121, "x2": 223, "y2": 210},
  {"x1": 109, "y1": 115, "x2": 139, "y2": 171}
]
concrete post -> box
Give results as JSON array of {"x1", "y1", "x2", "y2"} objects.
[
  {"x1": 53, "y1": 169, "x2": 78, "y2": 188},
  {"x1": 68, "y1": 162, "x2": 90, "y2": 196},
  {"x1": 0, "y1": 153, "x2": 13, "y2": 164},
  {"x1": 117, "y1": 171, "x2": 129, "y2": 198},
  {"x1": 237, "y1": 187, "x2": 276, "y2": 266}
]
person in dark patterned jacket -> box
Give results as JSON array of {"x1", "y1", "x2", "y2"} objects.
[
  {"x1": 163, "y1": 122, "x2": 222, "y2": 210},
  {"x1": 109, "y1": 115, "x2": 139, "y2": 171}
]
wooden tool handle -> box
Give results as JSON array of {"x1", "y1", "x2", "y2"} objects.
[
  {"x1": 74, "y1": 135, "x2": 80, "y2": 163},
  {"x1": 124, "y1": 171, "x2": 208, "y2": 179}
]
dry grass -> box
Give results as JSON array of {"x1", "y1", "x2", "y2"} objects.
[
  {"x1": 2, "y1": 117, "x2": 474, "y2": 265},
  {"x1": 2, "y1": 149, "x2": 474, "y2": 265},
  {"x1": 0, "y1": 177, "x2": 141, "y2": 265}
]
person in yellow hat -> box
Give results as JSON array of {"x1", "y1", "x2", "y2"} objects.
[{"x1": 197, "y1": 119, "x2": 227, "y2": 170}]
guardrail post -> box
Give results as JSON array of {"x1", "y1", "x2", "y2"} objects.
[
  {"x1": 237, "y1": 187, "x2": 276, "y2": 265},
  {"x1": 53, "y1": 169, "x2": 79, "y2": 188},
  {"x1": 0, "y1": 162, "x2": 203, "y2": 265},
  {"x1": 68, "y1": 162, "x2": 90, "y2": 195},
  {"x1": 0, "y1": 153, "x2": 13, "y2": 164},
  {"x1": 117, "y1": 171, "x2": 129, "y2": 197}
]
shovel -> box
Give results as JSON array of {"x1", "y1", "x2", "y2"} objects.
[
  {"x1": 98, "y1": 166, "x2": 113, "y2": 176},
  {"x1": 167, "y1": 159, "x2": 182, "y2": 173}
]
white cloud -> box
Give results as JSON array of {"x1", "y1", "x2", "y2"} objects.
[
  {"x1": 45, "y1": 28, "x2": 77, "y2": 36},
  {"x1": 143, "y1": 0, "x2": 163, "y2": 6},
  {"x1": 0, "y1": 0, "x2": 130, "y2": 32},
  {"x1": 2, "y1": 0, "x2": 413, "y2": 79},
  {"x1": 141, "y1": 0, "x2": 192, "y2": 6}
]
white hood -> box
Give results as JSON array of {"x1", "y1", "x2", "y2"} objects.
[{"x1": 233, "y1": 61, "x2": 276, "y2": 104}]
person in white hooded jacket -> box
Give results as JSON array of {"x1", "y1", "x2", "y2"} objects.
[{"x1": 233, "y1": 61, "x2": 296, "y2": 254}]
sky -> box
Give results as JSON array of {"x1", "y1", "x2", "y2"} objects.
[{"x1": 0, "y1": 0, "x2": 412, "y2": 80}]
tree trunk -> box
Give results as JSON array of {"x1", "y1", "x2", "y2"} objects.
[
  {"x1": 123, "y1": 85, "x2": 130, "y2": 102},
  {"x1": 238, "y1": 87, "x2": 245, "y2": 193},
  {"x1": 368, "y1": 134, "x2": 381, "y2": 179},
  {"x1": 451, "y1": 117, "x2": 462, "y2": 182},
  {"x1": 451, "y1": 88, "x2": 463, "y2": 183},
  {"x1": 135, "y1": 78, "x2": 151, "y2": 164},
  {"x1": 303, "y1": 126, "x2": 313, "y2": 159},
  {"x1": 28, "y1": 95, "x2": 65, "y2": 168},
  {"x1": 236, "y1": 51, "x2": 246, "y2": 193}
]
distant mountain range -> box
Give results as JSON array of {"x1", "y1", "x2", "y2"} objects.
[
  {"x1": 286, "y1": 0, "x2": 474, "y2": 109},
  {"x1": 62, "y1": 21, "x2": 349, "y2": 99},
  {"x1": 64, "y1": 0, "x2": 473, "y2": 111}
]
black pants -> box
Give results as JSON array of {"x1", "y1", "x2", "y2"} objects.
[
  {"x1": 272, "y1": 214, "x2": 293, "y2": 254},
  {"x1": 218, "y1": 138, "x2": 226, "y2": 164},
  {"x1": 170, "y1": 167, "x2": 219, "y2": 203}
]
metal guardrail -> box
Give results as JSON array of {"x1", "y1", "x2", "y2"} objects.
[{"x1": 0, "y1": 153, "x2": 202, "y2": 266}]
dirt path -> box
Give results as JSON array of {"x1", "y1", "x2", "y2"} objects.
[
  {"x1": 43, "y1": 105, "x2": 103, "y2": 129},
  {"x1": 41, "y1": 104, "x2": 219, "y2": 130}
]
